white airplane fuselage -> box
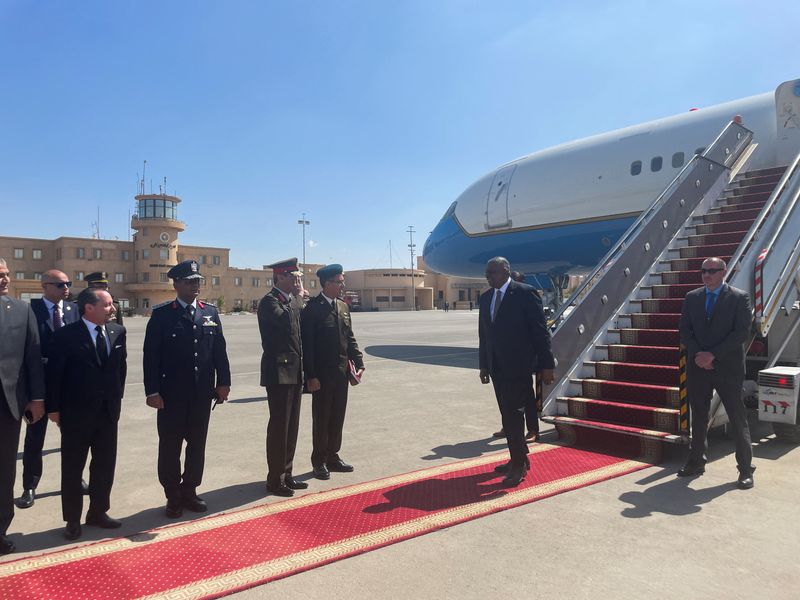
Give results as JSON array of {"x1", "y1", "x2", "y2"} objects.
[{"x1": 422, "y1": 84, "x2": 798, "y2": 279}]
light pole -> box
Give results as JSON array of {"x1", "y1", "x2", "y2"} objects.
[
  {"x1": 298, "y1": 213, "x2": 310, "y2": 269},
  {"x1": 407, "y1": 225, "x2": 416, "y2": 311}
]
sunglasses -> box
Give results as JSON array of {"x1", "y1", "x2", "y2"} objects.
[
  {"x1": 700, "y1": 268, "x2": 723, "y2": 275},
  {"x1": 45, "y1": 281, "x2": 73, "y2": 288}
]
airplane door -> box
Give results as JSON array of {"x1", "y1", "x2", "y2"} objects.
[
  {"x1": 486, "y1": 164, "x2": 516, "y2": 229},
  {"x1": 776, "y1": 79, "x2": 800, "y2": 165}
]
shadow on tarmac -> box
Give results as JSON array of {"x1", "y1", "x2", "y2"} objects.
[
  {"x1": 619, "y1": 476, "x2": 738, "y2": 518},
  {"x1": 363, "y1": 471, "x2": 507, "y2": 513},
  {"x1": 364, "y1": 345, "x2": 478, "y2": 369},
  {"x1": 9, "y1": 480, "x2": 268, "y2": 553},
  {"x1": 421, "y1": 437, "x2": 503, "y2": 461}
]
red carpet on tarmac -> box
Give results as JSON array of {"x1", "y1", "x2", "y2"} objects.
[{"x1": 0, "y1": 443, "x2": 652, "y2": 599}]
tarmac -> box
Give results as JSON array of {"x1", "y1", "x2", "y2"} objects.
[{"x1": 3, "y1": 310, "x2": 799, "y2": 599}]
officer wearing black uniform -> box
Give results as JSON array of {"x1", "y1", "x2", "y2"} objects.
[
  {"x1": 85, "y1": 272, "x2": 124, "y2": 326},
  {"x1": 258, "y1": 258, "x2": 308, "y2": 497},
  {"x1": 302, "y1": 264, "x2": 365, "y2": 480},
  {"x1": 143, "y1": 260, "x2": 231, "y2": 518}
]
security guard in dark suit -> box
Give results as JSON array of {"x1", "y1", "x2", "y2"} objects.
[
  {"x1": 143, "y1": 260, "x2": 231, "y2": 518},
  {"x1": 302, "y1": 264, "x2": 365, "y2": 480},
  {"x1": 258, "y1": 258, "x2": 308, "y2": 497},
  {"x1": 86, "y1": 272, "x2": 124, "y2": 326}
]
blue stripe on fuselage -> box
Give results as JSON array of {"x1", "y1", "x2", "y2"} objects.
[{"x1": 423, "y1": 213, "x2": 636, "y2": 278}]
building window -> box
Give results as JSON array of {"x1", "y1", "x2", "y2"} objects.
[
  {"x1": 650, "y1": 156, "x2": 663, "y2": 172},
  {"x1": 213, "y1": 255, "x2": 221, "y2": 266},
  {"x1": 13, "y1": 248, "x2": 23, "y2": 259},
  {"x1": 252, "y1": 278, "x2": 260, "y2": 287},
  {"x1": 212, "y1": 276, "x2": 220, "y2": 286},
  {"x1": 234, "y1": 277, "x2": 242, "y2": 286},
  {"x1": 15, "y1": 272, "x2": 25, "y2": 280},
  {"x1": 32, "y1": 249, "x2": 42, "y2": 260},
  {"x1": 76, "y1": 248, "x2": 85, "y2": 259},
  {"x1": 34, "y1": 272, "x2": 42, "y2": 280},
  {"x1": 459, "y1": 290, "x2": 466, "y2": 301},
  {"x1": 122, "y1": 250, "x2": 130, "y2": 261},
  {"x1": 438, "y1": 291, "x2": 444, "y2": 299},
  {"x1": 115, "y1": 273, "x2": 124, "y2": 283},
  {"x1": 141, "y1": 272, "x2": 150, "y2": 282},
  {"x1": 376, "y1": 296, "x2": 390, "y2": 302},
  {"x1": 160, "y1": 249, "x2": 169, "y2": 260},
  {"x1": 630, "y1": 161, "x2": 642, "y2": 176},
  {"x1": 76, "y1": 272, "x2": 85, "y2": 281},
  {"x1": 142, "y1": 249, "x2": 150, "y2": 259},
  {"x1": 392, "y1": 296, "x2": 406, "y2": 303},
  {"x1": 92, "y1": 248, "x2": 102, "y2": 260},
  {"x1": 142, "y1": 298, "x2": 150, "y2": 309},
  {"x1": 199, "y1": 255, "x2": 206, "y2": 264},
  {"x1": 672, "y1": 152, "x2": 685, "y2": 168},
  {"x1": 160, "y1": 273, "x2": 169, "y2": 282}
]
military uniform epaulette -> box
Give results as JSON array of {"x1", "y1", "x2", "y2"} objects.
[
  {"x1": 152, "y1": 300, "x2": 173, "y2": 310},
  {"x1": 200, "y1": 301, "x2": 217, "y2": 308}
]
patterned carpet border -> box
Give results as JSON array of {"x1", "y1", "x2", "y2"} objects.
[{"x1": 0, "y1": 443, "x2": 651, "y2": 599}]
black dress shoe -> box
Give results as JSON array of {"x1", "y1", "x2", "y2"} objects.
[
  {"x1": 328, "y1": 459, "x2": 354, "y2": 473},
  {"x1": 738, "y1": 474, "x2": 754, "y2": 489},
  {"x1": 677, "y1": 462, "x2": 705, "y2": 477},
  {"x1": 494, "y1": 460, "x2": 512, "y2": 473},
  {"x1": 313, "y1": 464, "x2": 330, "y2": 480},
  {"x1": 526, "y1": 431, "x2": 539, "y2": 442},
  {"x1": 64, "y1": 521, "x2": 82, "y2": 541},
  {"x1": 81, "y1": 479, "x2": 90, "y2": 495},
  {"x1": 85, "y1": 512, "x2": 122, "y2": 529},
  {"x1": 492, "y1": 429, "x2": 506, "y2": 438},
  {"x1": 285, "y1": 477, "x2": 309, "y2": 490},
  {"x1": 266, "y1": 482, "x2": 294, "y2": 497},
  {"x1": 15, "y1": 489, "x2": 35, "y2": 509},
  {"x1": 502, "y1": 466, "x2": 527, "y2": 488},
  {"x1": 165, "y1": 500, "x2": 183, "y2": 518},
  {"x1": 0, "y1": 535, "x2": 15, "y2": 555},
  {"x1": 182, "y1": 495, "x2": 208, "y2": 513}
]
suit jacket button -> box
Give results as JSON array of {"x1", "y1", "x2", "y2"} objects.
[
  {"x1": 194, "y1": 352, "x2": 198, "y2": 357},
  {"x1": 193, "y1": 325, "x2": 197, "y2": 329},
  {"x1": 194, "y1": 339, "x2": 198, "y2": 343},
  {"x1": 172, "y1": 333, "x2": 176, "y2": 338},
  {"x1": 194, "y1": 366, "x2": 199, "y2": 371}
]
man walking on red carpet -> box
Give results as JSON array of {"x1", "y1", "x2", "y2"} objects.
[
  {"x1": 479, "y1": 257, "x2": 554, "y2": 487},
  {"x1": 678, "y1": 257, "x2": 755, "y2": 488}
]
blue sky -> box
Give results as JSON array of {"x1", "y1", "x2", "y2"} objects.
[{"x1": 1, "y1": 1, "x2": 797, "y2": 270}]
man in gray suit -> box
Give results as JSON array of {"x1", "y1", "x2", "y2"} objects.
[
  {"x1": 0, "y1": 258, "x2": 46, "y2": 554},
  {"x1": 678, "y1": 257, "x2": 755, "y2": 488}
]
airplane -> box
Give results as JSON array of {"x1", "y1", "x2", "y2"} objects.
[{"x1": 423, "y1": 79, "x2": 800, "y2": 287}]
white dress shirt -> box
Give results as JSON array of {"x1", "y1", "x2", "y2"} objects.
[
  {"x1": 42, "y1": 297, "x2": 64, "y2": 328},
  {"x1": 489, "y1": 278, "x2": 511, "y2": 317},
  {"x1": 82, "y1": 317, "x2": 110, "y2": 355}
]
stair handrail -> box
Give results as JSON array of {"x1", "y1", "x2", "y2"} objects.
[
  {"x1": 549, "y1": 121, "x2": 751, "y2": 329},
  {"x1": 541, "y1": 122, "x2": 753, "y2": 413}
]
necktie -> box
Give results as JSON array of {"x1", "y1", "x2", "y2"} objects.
[
  {"x1": 95, "y1": 325, "x2": 108, "y2": 364},
  {"x1": 705, "y1": 292, "x2": 717, "y2": 318},
  {"x1": 492, "y1": 289, "x2": 502, "y2": 322},
  {"x1": 53, "y1": 304, "x2": 63, "y2": 329},
  {"x1": 187, "y1": 304, "x2": 196, "y2": 319}
]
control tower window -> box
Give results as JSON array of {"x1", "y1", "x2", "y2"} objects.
[
  {"x1": 650, "y1": 156, "x2": 663, "y2": 172},
  {"x1": 630, "y1": 161, "x2": 642, "y2": 176},
  {"x1": 672, "y1": 152, "x2": 684, "y2": 168}
]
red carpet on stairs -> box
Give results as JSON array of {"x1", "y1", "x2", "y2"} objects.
[{"x1": 0, "y1": 444, "x2": 652, "y2": 599}]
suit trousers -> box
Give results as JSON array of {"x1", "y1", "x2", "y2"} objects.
[
  {"x1": 687, "y1": 366, "x2": 753, "y2": 474},
  {"x1": 21, "y1": 416, "x2": 47, "y2": 490},
  {"x1": 491, "y1": 375, "x2": 532, "y2": 468},
  {"x1": 265, "y1": 383, "x2": 302, "y2": 484},
  {"x1": 157, "y1": 396, "x2": 212, "y2": 501},
  {"x1": 311, "y1": 372, "x2": 349, "y2": 467},
  {"x1": 60, "y1": 414, "x2": 117, "y2": 522},
  {"x1": 0, "y1": 394, "x2": 22, "y2": 536}
]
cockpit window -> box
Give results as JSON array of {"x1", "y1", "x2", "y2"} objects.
[
  {"x1": 630, "y1": 161, "x2": 642, "y2": 176},
  {"x1": 438, "y1": 201, "x2": 457, "y2": 223}
]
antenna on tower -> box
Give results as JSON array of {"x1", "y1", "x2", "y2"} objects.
[
  {"x1": 163, "y1": 176, "x2": 167, "y2": 196},
  {"x1": 141, "y1": 160, "x2": 147, "y2": 195}
]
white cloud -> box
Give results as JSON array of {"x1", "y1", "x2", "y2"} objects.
[{"x1": 308, "y1": 240, "x2": 318, "y2": 248}]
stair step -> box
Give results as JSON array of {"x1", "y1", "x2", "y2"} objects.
[
  {"x1": 664, "y1": 256, "x2": 732, "y2": 271},
  {"x1": 711, "y1": 200, "x2": 766, "y2": 213},
  {"x1": 655, "y1": 270, "x2": 702, "y2": 284},
  {"x1": 647, "y1": 283, "x2": 696, "y2": 298},
  {"x1": 574, "y1": 378, "x2": 680, "y2": 407},
  {"x1": 542, "y1": 416, "x2": 687, "y2": 444},
  {"x1": 699, "y1": 208, "x2": 762, "y2": 223},
  {"x1": 589, "y1": 360, "x2": 679, "y2": 386},
  {"x1": 694, "y1": 219, "x2": 756, "y2": 235},
  {"x1": 679, "y1": 242, "x2": 741, "y2": 258},
  {"x1": 602, "y1": 344, "x2": 679, "y2": 364},
  {"x1": 687, "y1": 231, "x2": 748, "y2": 246},
  {"x1": 557, "y1": 397, "x2": 681, "y2": 433},
  {"x1": 611, "y1": 328, "x2": 681, "y2": 346},
  {"x1": 623, "y1": 312, "x2": 680, "y2": 328}
]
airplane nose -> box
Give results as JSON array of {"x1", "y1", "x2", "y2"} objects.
[{"x1": 423, "y1": 206, "x2": 470, "y2": 276}]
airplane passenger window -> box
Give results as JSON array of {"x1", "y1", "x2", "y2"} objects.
[
  {"x1": 695, "y1": 147, "x2": 705, "y2": 156},
  {"x1": 672, "y1": 152, "x2": 684, "y2": 168},
  {"x1": 651, "y1": 156, "x2": 663, "y2": 172},
  {"x1": 630, "y1": 161, "x2": 642, "y2": 176}
]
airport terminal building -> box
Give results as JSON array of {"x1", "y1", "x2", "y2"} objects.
[{"x1": 1, "y1": 192, "x2": 485, "y2": 313}]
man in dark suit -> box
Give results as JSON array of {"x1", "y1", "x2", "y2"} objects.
[
  {"x1": 16, "y1": 269, "x2": 80, "y2": 509},
  {"x1": 143, "y1": 260, "x2": 231, "y2": 518},
  {"x1": 258, "y1": 258, "x2": 308, "y2": 497},
  {"x1": 678, "y1": 257, "x2": 755, "y2": 488},
  {"x1": 46, "y1": 288, "x2": 127, "y2": 540},
  {"x1": 86, "y1": 271, "x2": 124, "y2": 326},
  {"x1": 0, "y1": 258, "x2": 45, "y2": 555},
  {"x1": 302, "y1": 264, "x2": 365, "y2": 480},
  {"x1": 479, "y1": 257, "x2": 555, "y2": 487}
]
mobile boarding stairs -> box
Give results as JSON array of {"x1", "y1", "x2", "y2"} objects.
[{"x1": 540, "y1": 121, "x2": 800, "y2": 458}]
